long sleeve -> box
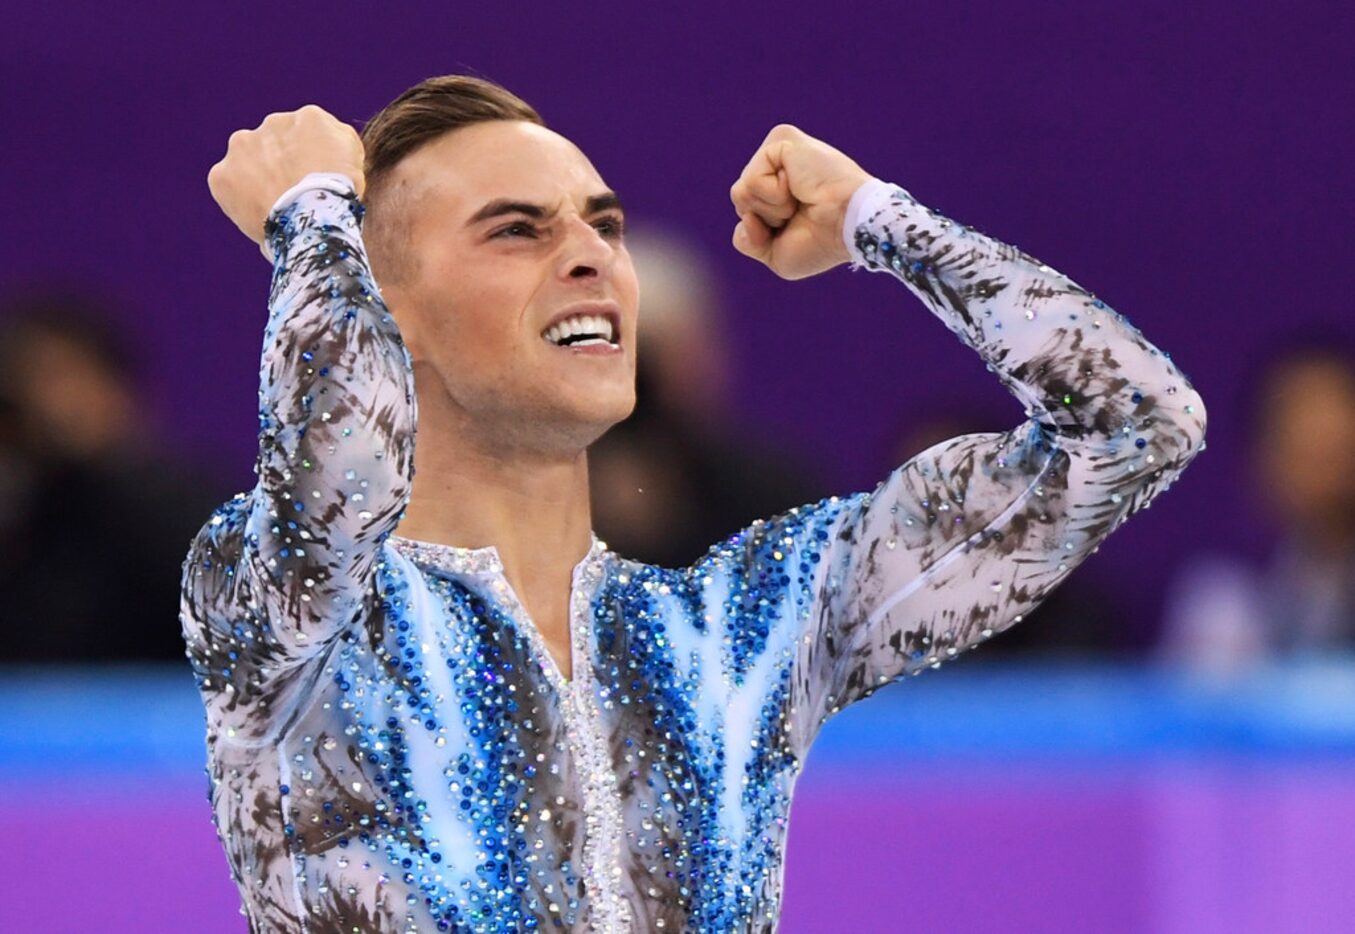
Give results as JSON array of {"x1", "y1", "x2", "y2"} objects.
[
  {"x1": 180, "y1": 174, "x2": 416, "y2": 730},
  {"x1": 755, "y1": 177, "x2": 1208, "y2": 752}
]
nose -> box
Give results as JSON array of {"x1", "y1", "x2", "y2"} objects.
[{"x1": 556, "y1": 215, "x2": 616, "y2": 282}]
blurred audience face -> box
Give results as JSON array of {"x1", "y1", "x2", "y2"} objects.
[
  {"x1": 1256, "y1": 356, "x2": 1355, "y2": 546},
  {"x1": 2, "y1": 324, "x2": 136, "y2": 461},
  {"x1": 622, "y1": 228, "x2": 728, "y2": 425}
]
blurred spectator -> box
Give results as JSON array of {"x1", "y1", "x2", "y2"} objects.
[
  {"x1": 885, "y1": 408, "x2": 1130, "y2": 658},
  {"x1": 589, "y1": 226, "x2": 825, "y2": 568},
  {"x1": 1159, "y1": 335, "x2": 1355, "y2": 672},
  {"x1": 0, "y1": 287, "x2": 228, "y2": 662}
]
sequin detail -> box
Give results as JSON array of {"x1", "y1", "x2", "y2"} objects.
[{"x1": 181, "y1": 175, "x2": 1206, "y2": 932}]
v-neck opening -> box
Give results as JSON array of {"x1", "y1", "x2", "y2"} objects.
[
  {"x1": 387, "y1": 532, "x2": 609, "y2": 690},
  {"x1": 382, "y1": 531, "x2": 629, "y2": 927}
]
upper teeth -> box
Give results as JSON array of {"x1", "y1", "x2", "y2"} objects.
[{"x1": 544, "y1": 314, "x2": 616, "y2": 346}]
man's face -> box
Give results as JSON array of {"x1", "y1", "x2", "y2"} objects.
[{"x1": 377, "y1": 120, "x2": 639, "y2": 455}]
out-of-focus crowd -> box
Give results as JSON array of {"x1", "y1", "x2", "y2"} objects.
[
  {"x1": 0, "y1": 289, "x2": 229, "y2": 661},
  {"x1": 3, "y1": 227, "x2": 1353, "y2": 672}
]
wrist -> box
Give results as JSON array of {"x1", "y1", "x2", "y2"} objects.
[
  {"x1": 839, "y1": 177, "x2": 893, "y2": 262},
  {"x1": 269, "y1": 171, "x2": 359, "y2": 217},
  {"x1": 259, "y1": 171, "x2": 360, "y2": 263}
]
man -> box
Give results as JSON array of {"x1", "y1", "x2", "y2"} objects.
[{"x1": 184, "y1": 76, "x2": 1206, "y2": 932}]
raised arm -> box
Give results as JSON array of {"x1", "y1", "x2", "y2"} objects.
[
  {"x1": 181, "y1": 108, "x2": 415, "y2": 720},
  {"x1": 800, "y1": 177, "x2": 1204, "y2": 719},
  {"x1": 725, "y1": 125, "x2": 1206, "y2": 751}
]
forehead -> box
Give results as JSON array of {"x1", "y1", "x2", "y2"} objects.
[{"x1": 393, "y1": 120, "x2": 607, "y2": 215}]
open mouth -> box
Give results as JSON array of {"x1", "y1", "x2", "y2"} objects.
[{"x1": 542, "y1": 311, "x2": 620, "y2": 348}]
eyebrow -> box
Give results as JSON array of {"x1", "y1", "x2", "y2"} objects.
[{"x1": 466, "y1": 191, "x2": 624, "y2": 225}]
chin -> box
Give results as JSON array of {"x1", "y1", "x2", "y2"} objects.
[
  {"x1": 558, "y1": 378, "x2": 635, "y2": 421},
  {"x1": 528, "y1": 391, "x2": 635, "y2": 455},
  {"x1": 609, "y1": 389, "x2": 638, "y2": 423},
  {"x1": 577, "y1": 393, "x2": 637, "y2": 440}
]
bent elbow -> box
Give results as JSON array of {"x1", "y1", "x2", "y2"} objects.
[{"x1": 1170, "y1": 385, "x2": 1208, "y2": 469}]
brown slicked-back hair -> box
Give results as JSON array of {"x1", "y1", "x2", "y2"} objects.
[{"x1": 359, "y1": 75, "x2": 544, "y2": 285}]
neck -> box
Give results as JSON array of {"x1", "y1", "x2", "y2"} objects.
[
  {"x1": 393, "y1": 388, "x2": 596, "y2": 672},
  {"x1": 398, "y1": 431, "x2": 595, "y2": 581}
]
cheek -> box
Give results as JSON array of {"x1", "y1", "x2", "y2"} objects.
[
  {"x1": 427, "y1": 264, "x2": 531, "y2": 352},
  {"x1": 617, "y1": 263, "x2": 640, "y2": 312}
]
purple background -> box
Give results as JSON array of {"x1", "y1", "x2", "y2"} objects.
[{"x1": 3, "y1": 6, "x2": 1349, "y2": 631}]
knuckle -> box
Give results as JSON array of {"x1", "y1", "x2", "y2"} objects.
[{"x1": 207, "y1": 162, "x2": 230, "y2": 194}]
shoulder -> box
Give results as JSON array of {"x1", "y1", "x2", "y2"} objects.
[{"x1": 688, "y1": 493, "x2": 867, "y2": 581}]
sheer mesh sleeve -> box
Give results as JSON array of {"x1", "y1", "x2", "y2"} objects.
[
  {"x1": 783, "y1": 178, "x2": 1207, "y2": 751},
  {"x1": 180, "y1": 176, "x2": 416, "y2": 733}
]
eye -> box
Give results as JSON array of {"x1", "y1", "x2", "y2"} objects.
[
  {"x1": 492, "y1": 221, "x2": 538, "y2": 239},
  {"x1": 593, "y1": 215, "x2": 625, "y2": 239}
]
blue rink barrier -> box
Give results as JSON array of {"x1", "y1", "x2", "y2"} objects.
[{"x1": 4, "y1": 659, "x2": 1355, "y2": 773}]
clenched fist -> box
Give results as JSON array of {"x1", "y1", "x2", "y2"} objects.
[
  {"x1": 729, "y1": 124, "x2": 873, "y2": 280},
  {"x1": 207, "y1": 104, "x2": 366, "y2": 246}
]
